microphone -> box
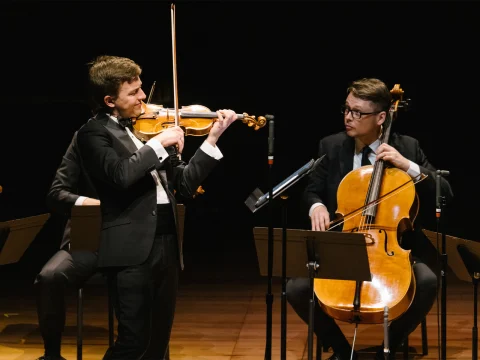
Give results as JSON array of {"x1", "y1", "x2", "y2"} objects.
[
  {"x1": 436, "y1": 169, "x2": 450, "y2": 214},
  {"x1": 267, "y1": 114, "x2": 274, "y2": 165}
]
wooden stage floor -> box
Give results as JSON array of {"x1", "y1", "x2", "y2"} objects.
[{"x1": 0, "y1": 263, "x2": 478, "y2": 360}]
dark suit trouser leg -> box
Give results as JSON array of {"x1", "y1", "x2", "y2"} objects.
[
  {"x1": 286, "y1": 277, "x2": 352, "y2": 358},
  {"x1": 385, "y1": 261, "x2": 437, "y2": 357},
  {"x1": 107, "y1": 233, "x2": 179, "y2": 360},
  {"x1": 34, "y1": 249, "x2": 98, "y2": 357}
]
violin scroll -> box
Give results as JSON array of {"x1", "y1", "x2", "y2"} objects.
[{"x1": 241, "y1": 113, "x2": 267, "y2": 131}]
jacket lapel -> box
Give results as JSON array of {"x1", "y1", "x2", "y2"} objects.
[
  {"x1": 339, "y1": 136, "x2": 355, "y2": 177},
  {"x1": 95, "y1": 113, "x2": 138, "y2": 154}
]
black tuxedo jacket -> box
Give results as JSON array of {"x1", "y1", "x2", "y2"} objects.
[
  {"x1": 47, "y1": 129, "x2": 98, "y2": 250},
  {"x1": 304, "y1": 131, "x2": 454, "y2": 257},
  {"x1": 77, "y1": 112, "x2": 219, "y2": 268}
]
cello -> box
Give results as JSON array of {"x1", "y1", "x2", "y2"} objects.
[{"x1": 313, "y1": 84, "x2": 427, "y2": 325}]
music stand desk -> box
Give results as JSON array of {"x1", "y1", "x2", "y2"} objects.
[
  {"x1": 423, "y1": 229, "x2": 480, "y2": 282},
  {"x1": 0, "y1": 213, "x2": 50, "y2": 266},
  {"x1": 70, "y1": 204, "x2": 187, "y2": 252}
]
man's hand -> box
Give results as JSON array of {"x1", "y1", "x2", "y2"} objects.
[
  {"x1": 206, "y1": 109, "x2": 237, "y2": 146},
  {"x1": 153, "y1": 126, "x2": 185, "y2": 153},
  {"x1": 311, "y1": 205, "x2": 330, "y2": 231},
  {"x1": 83, "y1": 198, "x2": 100, "y2": 206},
  {"x1": 376, "y1": 143, "x2": 410, "y2": 171}
]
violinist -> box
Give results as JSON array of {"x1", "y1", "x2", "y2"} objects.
[
  {"x1": 286, "y1": 78, "x2": 453, "y2": 360},
  {"x1": 76, "y1": 55, "x2": 237, "y2": 360}
]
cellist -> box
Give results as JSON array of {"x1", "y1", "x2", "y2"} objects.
[{"x1": 286, "y1": 78, "x2": 453, "y2": 360}]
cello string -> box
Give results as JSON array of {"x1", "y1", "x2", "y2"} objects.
[
  {"x1": 329, "y1": 172, "x2": 426, "y2": 230},
  {"x1": 329, "y1": 181, "x2": 416, "y2": 232},
  {"x1": 328, "y1": 174, "x2": 426, "y2": 232}
]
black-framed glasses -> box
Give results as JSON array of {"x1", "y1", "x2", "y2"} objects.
[{"x1": 340, "y1": 105, "x2": 381, "y2": 120}]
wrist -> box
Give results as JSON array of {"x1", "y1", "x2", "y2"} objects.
[{"x1": 206, "y1": 134, "x2": 218, "y2": 147}]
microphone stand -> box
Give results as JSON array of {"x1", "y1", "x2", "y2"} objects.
[
  {"x1": 265, "y1": 115, "x2": 275, "y2": 360},
  {"x1": 436, "y1": 169, "x2": 449, "y2": 360},
  {"x1": 281, "y1": 194, "x2": 288, "y2": 360}
]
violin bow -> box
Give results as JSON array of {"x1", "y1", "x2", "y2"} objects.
[{"x1": 171, "y1": 3, "x2": 181, "y2": 160}]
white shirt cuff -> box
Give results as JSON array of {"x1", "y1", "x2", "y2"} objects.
[
  {"x1": 145, "y1": 138, "x2": 170, "y2": 162},
  {"x1": 309, "y1": 203, "x2": 325, "y2": 218},
  {"x1": 75, "y1": 196, "x2": 87, "y2": 206},
  {"x1": 200, "y1": 141, "x2": 223, "y2": 160},
  {"x1": 406, "y1": 161, "x2": 421, "y2": 179}
]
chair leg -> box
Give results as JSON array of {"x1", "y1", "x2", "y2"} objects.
[
  {"x1": 403, "y1": 334, "x2": 409, "y2": 360},
  {"x1": 316, "y1": 336, "x2": 322, "y2": 360},
  {"x1": 77, "y1": 287, "x2": 83, "y2": 360},
  {"x1": 107, "y1": 275, "x2": 115, "y2": 347},
  {"x1": 421, "y1": 317, "x2": 428, "y2": 355}
]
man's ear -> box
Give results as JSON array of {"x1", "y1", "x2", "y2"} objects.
[
  {"x1": 377, "y1": 111, "x2": 387, "y2": 126},
  {"x1": 104, "y1": 95, "x2": 115, "y2": 109}
]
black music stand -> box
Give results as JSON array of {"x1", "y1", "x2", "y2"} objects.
[
  {"x1": 457, "y1": 243, "x2": 480, "y2": 360},
  {"x1": 254, "y1": 227, "x2": 372, "y2": 360},
  {"x1": 423, "y1": 229, "x2": 480, "y2": 360},
  {"x1": 246, "y1": 156, "x2": 324, "y2": 360},
  {"x1": 0, "y1": 213, "x2": 50, "y2": 266}
]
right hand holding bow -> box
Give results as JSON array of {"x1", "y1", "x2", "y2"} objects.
[
  {"x1": 311, "y1": 205, "x2": 330, "y2": 231},
  {"x1": 153, "y1": 126, "x2": 185, "y2": 153}
]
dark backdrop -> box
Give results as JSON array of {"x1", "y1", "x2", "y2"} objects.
[{"x1": 1, "y1": 0, "x2": 478, "y2": 285}]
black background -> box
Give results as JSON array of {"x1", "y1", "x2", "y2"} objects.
[{"x1": 1, "y1": 0, "x2": 478, "y2": 285}]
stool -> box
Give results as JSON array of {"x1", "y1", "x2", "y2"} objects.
[
  {"x1": 77, "y1": 273, "x2": 115, "y2": 360},
  {"x1": 316, "y1": 317, "x2": 428, "y2": 359}
]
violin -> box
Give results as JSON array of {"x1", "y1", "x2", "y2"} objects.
[
  {"x1": 314, "y1": 84, "x2": 427, "y2": 325},
  {"x1": 131, "y1": 101, "x2": 266, "y2": 143}
]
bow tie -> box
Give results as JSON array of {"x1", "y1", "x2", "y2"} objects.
[{"x1": 118, "y1": 117, "x2": 133, "y2": 131}]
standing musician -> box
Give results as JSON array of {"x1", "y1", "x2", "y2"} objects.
[
  {"x1": 76, "y1": 55, "x2": 237, "y2": 360},
  {"x1": 286, "y1": 78, "x2": 453, "y2": 360}
]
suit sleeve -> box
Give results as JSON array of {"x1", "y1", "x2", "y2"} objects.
[
  {"x1": 171, "y1": 147, "x2": 220, "y2": 200},
  {"x1": 410, "y1": 139, "x2": 454, "y2": 206},
  {"x1": 77, "y1": 122, "x2": 162, "y2": 190},
  {"x1": 303, "y1": 138, "x2": 329, "y2": 212},
  {"x1": 46, "y1": 133, "x2": 81, "y2": 216}
]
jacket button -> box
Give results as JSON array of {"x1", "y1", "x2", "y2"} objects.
[{"x1": 152, "y1": 210, "x2": 156, "y2": 216}]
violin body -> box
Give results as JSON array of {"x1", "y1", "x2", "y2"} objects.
[
  {"x1": 314, "y1": 165, "x2": 417, "y2": 323},
  {"x1": 132, "y1": 102, "x2": 266, "y2": 143},
  {"x1": 132, "y1": 103, "x2": 216, "y2": 142}
]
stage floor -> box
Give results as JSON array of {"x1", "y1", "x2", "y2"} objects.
[{"x1": 0, "y1": 264, "x2": 477, "y2": 360}]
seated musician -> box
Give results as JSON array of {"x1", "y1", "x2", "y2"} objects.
[{"x1": 286, "y1": 77, "x2": 453, "y2": 360}]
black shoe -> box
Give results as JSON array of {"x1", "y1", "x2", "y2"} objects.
[
  {"x1": 35, "y1": 356, "x2": 67, "y2": 360},
  {"x1": 326, "y1": 351, "x2": 358, "y2": 360}
]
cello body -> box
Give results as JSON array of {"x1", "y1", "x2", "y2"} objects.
[{"x1": 314, "y1": 165, "x2": 417, "y2": 324}]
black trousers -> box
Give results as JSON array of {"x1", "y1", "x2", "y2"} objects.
[
  {"x1": 34, "y1": 248, "x2": 98, "y2": 357},
  {"x1": 286, "y1": 261, "x2": 437, "y2": 359},
  {"x1": 104, "y1": 207, "x2": 179, "y2": 360}
]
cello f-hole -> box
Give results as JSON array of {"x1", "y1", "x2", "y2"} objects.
[{"x1": 379, "y1": 229, "x2": 394, "y2": 256}]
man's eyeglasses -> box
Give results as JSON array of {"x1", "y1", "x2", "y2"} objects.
[{"x1": 341, "y1": 105, "x2": 381, "y2": 120}]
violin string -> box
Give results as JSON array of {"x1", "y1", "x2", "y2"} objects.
[{"x1": 328, "y1": 174, "x2": 426, "y2": 232}]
